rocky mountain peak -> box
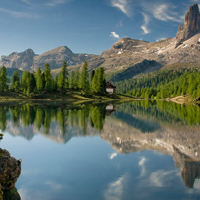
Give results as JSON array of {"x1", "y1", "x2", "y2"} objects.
[
  {"x1": 101, "y1": 38, "x2": 149, "y2": 57},
  {"x1": 176, "y1": 3, "x2": 200, "y2": 47},
  {"x1": 24, "y1": 48, "x2": 35, "y2": 55},
  {"x1": 184, "y1": 4, "x2": 200, "y2": 27}
]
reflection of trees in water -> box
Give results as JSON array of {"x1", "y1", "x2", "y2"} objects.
[
  {"x1": 173, "y1": 146, "x2": 200, "y2": 188},
  {"x1": 0, "y1": 107, "x2": 9, "y2": 132},
  {"x1": 1, "y1": 103, "x2": 108, "y2": 136},
  {"x1": 116, "y1": 101, "x2": 200, "y2": 126}
]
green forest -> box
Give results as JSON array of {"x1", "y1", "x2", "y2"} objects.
[
  {"x1": 0, "y1": 61, "x2": 107, "y2": 97},
  {"x1": 114, "y1": 69, "x2": 200, "y2": 99},
  {"x1": 1, "y1": 61, "x2": 200, "y2": 101}
]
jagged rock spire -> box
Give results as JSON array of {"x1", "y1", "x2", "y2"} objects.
[{"x1": 175, "y1": 3, "x2": 200, "y2": 48}]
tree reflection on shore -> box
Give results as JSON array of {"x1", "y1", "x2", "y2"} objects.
[{"x1": 0, "y1": 103, "x2": 107, "y2": 136}]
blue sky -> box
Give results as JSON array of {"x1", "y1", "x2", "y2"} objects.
[{"x1": 0, "y1": 0, "x2": 199, "y2": 56}]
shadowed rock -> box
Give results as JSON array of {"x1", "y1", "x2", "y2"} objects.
[{"x1": 0, "y1": 148, "x2": 21, "y2": 200}]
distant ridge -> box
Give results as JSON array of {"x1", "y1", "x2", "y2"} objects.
[{"x1": 0, "y1": 46, "x2": 99, "y2": 71}]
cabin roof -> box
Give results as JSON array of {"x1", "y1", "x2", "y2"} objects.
[{"x1": 106, "y1": 82, "x2": 116, "y2": 89}]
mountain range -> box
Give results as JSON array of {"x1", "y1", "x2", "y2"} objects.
[{"x1": 1, "y1": 4, "x2": 200, "y2": 79}]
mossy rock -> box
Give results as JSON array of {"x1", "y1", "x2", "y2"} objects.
[
  {"x1": 0, "y1": 189, "x2": 3, "y2": 200},
  {"x1": 3, "y1": 187, "x2": 20, "y2": 200}
]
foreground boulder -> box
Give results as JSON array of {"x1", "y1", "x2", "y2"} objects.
[{"x1": 0, "y1": 148, "x2": 21, "y2": 200}]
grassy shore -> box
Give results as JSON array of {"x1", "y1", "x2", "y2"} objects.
[
  {"x1": 165, "y1": 95, "x2": 192, "y2": 105},
  {"x1": 0, "y1": 91, "x2": 137, "y2": 105}
]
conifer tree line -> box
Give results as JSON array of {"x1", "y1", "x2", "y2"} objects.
[
  {"x1": 126, "y1": 71, "x2": 200, "y2": 99},
  {"x1": 0, "y1": 61, "x2": 107, "y2": 96},
  {"x1": 114, "y1": 69, "x2": 200, "y2": 99}
]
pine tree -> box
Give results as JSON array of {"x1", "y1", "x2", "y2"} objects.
[
  {"x1": 0, "y1": 66, "x2": 8, "y2": 92},
  {"x1": 53, "y1": 75, "x2": 58, "y2": 91},
  {"x1": 90, "y1": 70, "x2": 95, "y2": 83},
  {"x1": 69, "y1": 71, "x2": 75, "y2": 89},
  {"x1": 92, "y1": 69, "x2": 99, "y2": 93},
  {"x1": 21, "y1": 71, "x2": 29, "y2": 94},
  {"x1": 80, "y1": 61, "x2": 88, "y2": 91},
  {"x1": 28, "y1": 73, "x2": 36, "y2": 93},
  {"x1": 91, "y1": 67, "x2": 105, "y2": 94},
  {"x1": 98, "y1": 67, "x2": 105, "y2": 94},
  {"x1": 44, "y1": 63, "x2": 52, "y2": 91},
  {"x1": 11, "y1": 70, "x2": 20, "y2": 92},
  {"x1": 74, "y1": 68, "x2": 80, "y2": 89},
  {"x1": 57, "y1": 61, "x2": 68, "y2": 90},
  {"x1": 35, "y1": 67, "x2": 43, "y2": 92}
]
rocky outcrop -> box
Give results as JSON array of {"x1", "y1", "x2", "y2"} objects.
[
  {"x1": 175, "y1": 4, "x2": 200, "y2": 48},
  {"x1": 101, "y1": 38, "x2": 149, "y2": 57},
  {"x1": 0, "y1": 148, "x2": 21, "y2": 200}
]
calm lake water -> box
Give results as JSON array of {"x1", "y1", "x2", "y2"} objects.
[{"x1": 1, "y1": 101, "x2": 200, "y2": 200}]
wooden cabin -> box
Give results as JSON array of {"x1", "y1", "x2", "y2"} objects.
[{"x1": 106, "y1": 82, "x2": 116, "y2": 93}]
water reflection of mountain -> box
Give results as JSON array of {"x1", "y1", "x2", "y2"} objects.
[
  {"x1": 113, "y1": 111, "x2": 160, "y2": 133},
  {"x1": 6, "y1": 119, "x2": 98, "y2": 144},
  {"x1": 3, "y1": 103, "x2": 106, "y2": 143},
  {"x1": 173, "y1": 146, "x2": 200, "y2": 189},
  {"x1": 2, "y1": 102, "x2": 200, "y2": 188}
]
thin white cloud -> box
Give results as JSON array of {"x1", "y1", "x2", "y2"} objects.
[
  {"x1": 110, "y1": 153, "x2": 118, "y2": 160},
  {"x1": 45, "y1": 181, "x2": 64, "y2": 190},
  {"x1": 149, "y1": 170, "x2": 179, "y2": 187},
  {"x1": 110, "y1": 32, "x2": 120, "y2": 39},
  {"x1": 139, "y1": 157, "x2": 146, "y2": 166},
  {"x1": 138, "y1": 157, "x2": 146, "y2": 177},
  {"x1": 45, "y1": 0, "x2": 70, "y2": 6},
  {"x1": 0, "y1": 7, "x2": 40, "y2": 18},
  {"x1": 142, "y1": 2, "x2": 183, "y2": 23},
  {"x1": 104, "y1": 174, "x2": 128, "y2": 200},
  {"x1": 21, "y1": 0, "x2": 35, "y2": 6},
  {"x1": 18, "y1": 180, "x2": 65, "y2": 200},
  {"x1": 141, "y1": 12, "x2": 150, "y2": 34},
  {"x1": 111, "y1": 0, "x2": 131, "y2": 17},
  {"x1": 21, "y1": 0, "x2": 71, "y2": 8}
]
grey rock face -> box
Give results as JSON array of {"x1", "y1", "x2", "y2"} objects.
[
  {"x1": 176, "y1": 4, "x2": 200, "y2": 47},
  {"x1": 0, "y1": 49, "x2": 35, "y2": 71},
  {"x1": 0, "y1": 148, "x2": 21, "y2": 191}
]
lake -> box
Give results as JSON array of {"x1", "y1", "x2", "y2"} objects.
[{"x1": 1, "y1": 100, "x2": 200, "y2": 200}]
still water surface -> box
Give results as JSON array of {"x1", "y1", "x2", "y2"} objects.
[{"x1": 1, "y1": 101, "x2": 200, "y2": 200}]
